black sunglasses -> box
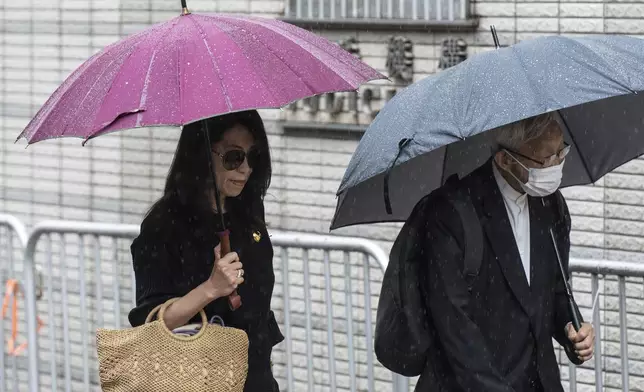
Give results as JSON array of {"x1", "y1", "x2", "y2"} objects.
[{"x1": 213, "y1": 148, "x2": 260, "y2": 171}]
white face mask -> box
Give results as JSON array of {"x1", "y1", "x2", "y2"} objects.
[{"x1": 505, "y1": 151, "x2": 565, "y2": 197}]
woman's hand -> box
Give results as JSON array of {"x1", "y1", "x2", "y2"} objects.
[
  {"x1": 205, "y1": 244, "x2": 244, "y2": 299},
  {"x1": 161, "y1": 245, "x2": 243, "y2": 330}
]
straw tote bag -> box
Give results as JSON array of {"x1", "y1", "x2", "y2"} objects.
[{"x1": 96, "y1": 298, "x2": 249, "y2": 392}]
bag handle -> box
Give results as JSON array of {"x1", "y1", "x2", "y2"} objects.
[
  {"x1": 144, "y1": 298, "x2": 209, "y2": 341},
  {"x1": 1, "y1": 279, "x2": 45, "y2": 356}
]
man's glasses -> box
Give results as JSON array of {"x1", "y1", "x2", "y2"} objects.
[
  {"x1": 213, "y1": 148, "x2": 260, "y2": 171},
  {"x1": 503, "y1": 142, "x2": 571, "y2": 167}
]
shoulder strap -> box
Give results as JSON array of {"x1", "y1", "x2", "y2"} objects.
[
  {"x1": 553, "y1": 191, "x2": 568, "y2": 223},
  {"x1": 444, "y1": 176, "x2": 484, "y2": 286},
  {"x1": 546, "y1": 190, "x2": 571, "y2": 237}
]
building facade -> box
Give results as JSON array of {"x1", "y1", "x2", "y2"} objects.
[{"x1": 1, "y1": 0, "x2": 643, "y2": 391}]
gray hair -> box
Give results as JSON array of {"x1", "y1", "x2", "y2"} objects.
[{"x1": 494, "y1": 112, "x2": 558, "y2": 151}]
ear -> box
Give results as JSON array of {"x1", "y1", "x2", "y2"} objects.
[{"x1": 494, "y1": 150, "x2": 506, "y2": 167}]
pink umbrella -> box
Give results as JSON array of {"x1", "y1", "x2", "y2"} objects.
[
  {"x1": 17, "y1": 4, "x2": 385, "y2": 145},
  {"x1": 16, "y1": 1, "x2": 384, "y2": 312}
]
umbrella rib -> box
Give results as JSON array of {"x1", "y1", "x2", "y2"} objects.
[
  {"x1": 129, "y1": 23, "x2": 178, "y2": 130},
  {"x1": 66, "y1": 42, "x2": 148, "y2": 138},
  {"x1": 223, "y1": 15, "x2": 370, "y2": 86},
  {"x1": 133, "y1": 23, "x2": 178, "y2": 128},
  {"x1": 86, "y1": 21, "x2": 177, "y2": 141},
  {"x1": 135, "y1": 52, "x2": 157, "y2": 128},
  {"x1": 456, "y1": 65, "x2": 476, "y2": 140},
  {"x1": 510, "y1": 48, "x2": 549, "y2": 114},
  {"x1": 19, "y1": 43, "x2": 118, "y2": 141},
  {"x1": 560, "y1": 37, "x2": 636, "y2": 94},
  {"x1": 61, "y1": 56, "x2": 125, "y2": 137},
  {"x1": 440, "y1": 143, "x2": 449, "y2": 186},
  {"x1": 557, "y1": 111, "x2": 595, "y2": 182},
  {"x1": 186, "y1": 16, "x2": 234, "y2": 111},
  {"x1": 205, "y1": 17, "x2": 319, "y2": 98},
  {"x1": 178, "y1": 28, "x2": 184, "y2": 124},
  {"x1": 19, "y1": 21, "x2": 172, "y2": 143},
  {"x1": 189, "y1": 16, "x2": 282, "y2": 105}
]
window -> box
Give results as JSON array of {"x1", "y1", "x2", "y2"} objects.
[{"x1": 285, "y1": 0, "x2": 471, "y2": 22}]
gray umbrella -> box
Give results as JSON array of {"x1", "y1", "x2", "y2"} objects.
[{"x1": 331, "y1": 34, "x2": 644, "y2": 230}]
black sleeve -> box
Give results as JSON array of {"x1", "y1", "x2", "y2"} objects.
[
  {"x1": 128, "y1": 229, "x2": 182, "y2": 327},
  {"x1": 422, "y1": 197, "x2": 515, "y2": 392}
]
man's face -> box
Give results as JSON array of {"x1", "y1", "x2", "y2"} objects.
[{"x1": 497, "y1": 121, "x2": 565, "y2": 184}]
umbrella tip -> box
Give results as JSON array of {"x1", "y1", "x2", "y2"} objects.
[
  {"x1": 490, "y1": 25, "x2": 501, "y2": 49},
  {"x1": 181, "y1": 0, "x2": 190, "y2": 15}
]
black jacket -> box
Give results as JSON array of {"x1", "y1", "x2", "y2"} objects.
[
  {"x1": 128, "y1": 200, "x2": 284, "y2": 392},
  {"x1": 415, "y1": 162, "x2": 573, "y2": 392}
]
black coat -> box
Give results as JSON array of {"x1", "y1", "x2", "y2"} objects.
[
  {"x1": 128, "y1": 201, "x2": 284, "y2": 392},
  {"x1": 416, "y1": 162, "x2": 573, "y2": 392}
]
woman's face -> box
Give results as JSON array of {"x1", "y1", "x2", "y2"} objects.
[{"x1": 211, "y1": 124, "x2": 256, "y2": 202}]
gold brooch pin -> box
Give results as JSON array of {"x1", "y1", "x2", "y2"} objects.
[{"x1": 252, "y1": 231, "x2": 262, "y2": 243}]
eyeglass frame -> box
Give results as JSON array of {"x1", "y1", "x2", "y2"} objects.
[{"x1": 501, "y1": 142, "x2": 571, "y2": 168}]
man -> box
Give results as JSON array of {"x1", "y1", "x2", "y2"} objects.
[{"x1": 415, "y1": 113, "x2": 595, "y2": 391}]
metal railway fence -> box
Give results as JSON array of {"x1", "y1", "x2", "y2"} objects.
[{"x1": 1, "y1": 215, "x2": 644, "y2": 391}]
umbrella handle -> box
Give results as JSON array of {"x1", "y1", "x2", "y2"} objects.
[
  {"x1": 218, "y1": 232, "x2": 242, "y2": 311},
  {"x1": 549, "y1": 227, "x2": 584, "y2": 365},
  {"x1": 568, "y1": 296, "x2": 582, "y2": 331},
  {"x1": 564, "y1": 299, "x2": 584, "y2": 366}
]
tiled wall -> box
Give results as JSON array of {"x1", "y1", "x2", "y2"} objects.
[{"x1": 1, "y1": 0, "x2": 643, "y2": 391}]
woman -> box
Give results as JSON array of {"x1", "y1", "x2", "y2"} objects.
[{"x1": 128, "y1": 110, "x2": 284, "y2": 392}]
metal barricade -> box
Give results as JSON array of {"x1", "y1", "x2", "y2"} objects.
[
  {"x1": 0, "y1": 214, "x2": 28, "y2": 392},
  {"x1": 19, "y1": 220, "x2": 404, "y2": 392},
  {"x1": 563, "y1": 258, "x2": 644, "y2": 392},
  {"x1": 270, "y1": 232, "x2": 405, "y2": 392},
  {"x1": 21, "y1": 221, "x2": 140, "y2": 392},
  {"x1": 15, "y1": 218, "x2": 643, "y2": 392}
]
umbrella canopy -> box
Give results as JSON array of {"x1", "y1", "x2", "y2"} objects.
[
  {"x1": 331, "y1": 34, "x2": 644, "y2": 230},
  {"x1": 17, "y1": 12, "x2": 384, "y2": 145}
]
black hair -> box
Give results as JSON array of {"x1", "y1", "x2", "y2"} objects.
[{"x1": 146, "y1": 110, "x2": 271, "y2": 230}]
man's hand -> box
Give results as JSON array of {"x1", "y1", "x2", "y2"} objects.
[{"x1": 565, "y1": 322, "x2": 594, "y2": 362}]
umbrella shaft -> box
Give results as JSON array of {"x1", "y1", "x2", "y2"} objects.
[
  {"x1": 549, "y1": 229, "x2": 572, "y2": 295},
  {"x1": 203, "y1": 120, "x2": 226, "y2": 229},
  {"x1": 549, "y1": 228, "x2": 583, "y2": 332},
  {"x1": 202, "y1": 119, "x2": 241, "y2": 311}
]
